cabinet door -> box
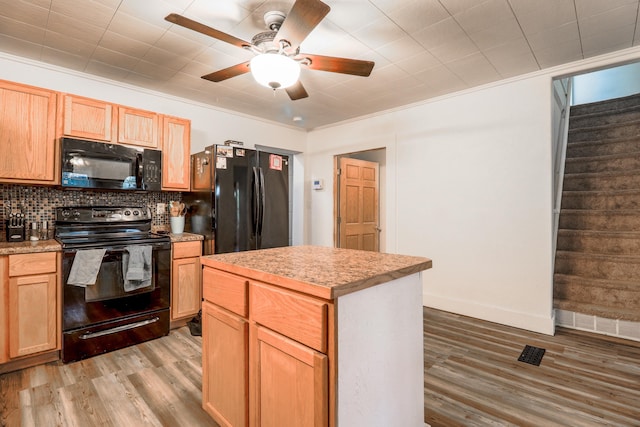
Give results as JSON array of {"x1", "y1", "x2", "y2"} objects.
[
  {"x1": 251, "y1": 325, "x2": 328, "y2": 427},
  {"x1": 162, "y1": 115, "x2": 191, "y2": 191},
  {"x1": 8, "y1": 273, "x2": 57, "y2": 358},
  {"x1": 118, "y1": 106, "x2": 159, "y2": 148},
  {"x1": 62, "y1": 94, "x2": 115, "y2": 141},
  {"x1": 0, "y1": 80, "x2": 56, "y2": 183},
  {"x1": 203, "y1": 301, "x2": 248, "y2": 427},
  {"x1": 0, "y1": 257, "x2": 7, "y2": 364},
  {"x1": 171, "y1": 256, "x2": 202, "y2": 321}
]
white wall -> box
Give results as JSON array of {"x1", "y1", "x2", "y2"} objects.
[
  {"x1": 572, "y1": 61, "x2": 640, "y2": 105},
  {"x1": 0, "y1": 53, "x2": 307, "y2": 244},
  {"x1": 306, "y1": 77, "x2": 555, "y2": 334}
]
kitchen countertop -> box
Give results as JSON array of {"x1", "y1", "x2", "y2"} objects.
[
  {"x1": 169, "y1": 232, "x2": 203, "y2": 243},
  {"x1": 0, "y1": 232, "x2": 203, "y2": 254},
  {"x1": 0, "y1": 239, "x2": 62, "y2": 255},
  {"x1": 200, "y1": 245, "x2": 432, "y2": 299}
]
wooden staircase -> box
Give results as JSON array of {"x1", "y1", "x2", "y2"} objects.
[{"x1": 554, "y1": 93, "x2": 640, "y2": 321}]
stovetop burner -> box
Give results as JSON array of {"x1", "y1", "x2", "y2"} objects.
[{"x1": 55, "y1": 206, "x2": 169, "y2": 249}]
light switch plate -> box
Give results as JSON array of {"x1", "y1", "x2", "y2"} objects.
[{"x1": 156, "y1": 203, "x2": 166, "y2": 215}]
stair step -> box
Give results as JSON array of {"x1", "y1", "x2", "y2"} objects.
[
  {"x1": 558, "y1": 209, "x2": 640, "y2": 231},
  {"x1": 566, "y1": 137, "x2": 640, "y2": 158},
  {"x1": 554, "y1": 275, "x2": 640, "y2": 310},
  {"x1": 570, "y1": 93, "x2": 640, "y2": 117},
  {"x1": 569, "y1": 104, "x2": 640, "y2": 130},
  {"x1": 553, "y1": 299, "x2": 640, "y2": 321},
  {"x1": 564, "y1": 152, "x2": 640, "y2": 174},
  {"x1": 561, "y1": 188, "x2": 640, "y2": 210},
  {"x1": 556, "y1": 229, "x2": 640, "y2": 255},
  {"x1": 563, "y1": 169, "x2": 640, "y2": 191},
  {"x1": 567, "y1": 120, "x2": 640, "y2": 143},
  {"x1": 554, "y1": 250, "x2": 640, "y2": 281}
]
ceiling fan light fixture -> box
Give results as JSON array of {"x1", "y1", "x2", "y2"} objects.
[{"x1": 250, "y1": 53, "x2": 300, "y2": 90}]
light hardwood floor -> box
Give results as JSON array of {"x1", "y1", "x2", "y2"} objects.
[
  {"x1": 2, "y1": 308, "x2": 640, "y2": 426},
  {"x1": 424, "y1": 308, "x2": 640, "y2": 426}
]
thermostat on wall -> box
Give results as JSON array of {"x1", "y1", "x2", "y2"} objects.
[{"x1": 312, "y1": 179, "x2": 324, "y2": 190}]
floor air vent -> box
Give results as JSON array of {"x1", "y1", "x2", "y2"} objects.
[{"x1": 518, "y1": 345, "x2": 546, "y2": 366}]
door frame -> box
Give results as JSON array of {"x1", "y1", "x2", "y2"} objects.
[{"x1": 333, "y1": 148, "x2": 385, "y2": 250}]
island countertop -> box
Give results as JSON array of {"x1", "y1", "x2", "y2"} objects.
[{"x1": 200, "y1": 245, "x2": 432, "y2": 299}]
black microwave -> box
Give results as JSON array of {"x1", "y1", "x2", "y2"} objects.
[{"x1": 61, "y1": 138, "x2": 162, "y2": 191}]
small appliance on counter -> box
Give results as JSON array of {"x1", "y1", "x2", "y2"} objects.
[{"x1": 5, "y1": 209, "x2": 25, "y2": 242}]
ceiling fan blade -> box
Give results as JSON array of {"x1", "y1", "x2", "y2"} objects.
[
  {"x1": 165, "y1": 13, "x2": 250, "y2": 49},
  {"x1": 275, "y1": 0, "x2": 330, "y2": 49},
  {"x1": 285, "y1": 81, "x2": 309, "y2": 100},
  {"x1": 202, "y1": 61, "x2": 251, "y2": 82},
  {"x1": 301, "y1": 54, "x2": 375, "y2": 76}
]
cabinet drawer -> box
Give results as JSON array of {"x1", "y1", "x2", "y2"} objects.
[
  {"x1": 251, "y1": 282, "x2": 328, "y2": 353},
  {"x1": 203, "y1": 268, "x2": 248, "y2": 317},
  {"x1": 9, "y1": 252, "x2": 57, "y2": 276},
  {"x1": 173, "y1": 240, "x2": 201, "y2": 259}
]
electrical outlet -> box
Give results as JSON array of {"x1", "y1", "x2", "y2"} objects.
[{"x1": 156, "y1": 203, "x2": 166, "y2": 215}]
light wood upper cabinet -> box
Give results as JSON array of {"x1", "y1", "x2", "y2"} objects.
[
  {"x1": 61, "y1": 94, "x2": 115, "y2": 142},
  {"x1": 171, "y1": 241, "x2": 202, "y2": 322},
  {"x1": 162, "y1": 115, "x2": 191, "y2": 191},
  {"x1": 118, "y1": 106, "x2": 159, "y2": 148},
  {"x1": 0, "y1": 80, "x2": 57, "y2": 184}
]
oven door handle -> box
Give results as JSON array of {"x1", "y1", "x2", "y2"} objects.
[
  {"x1": 63, "y1": 242, "x2": 170, "y2": 254},
  {"x1": 79, "y1": 317, "x2": 160, "y2": 340}
]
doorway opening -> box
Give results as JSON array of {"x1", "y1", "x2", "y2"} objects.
[{"x1": 334, "y1": 148, "x2": 385, "y2": 252}]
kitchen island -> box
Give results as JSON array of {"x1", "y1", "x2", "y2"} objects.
[{"x1": 200, "y1": 245, "x2": 432, "y2": 427}]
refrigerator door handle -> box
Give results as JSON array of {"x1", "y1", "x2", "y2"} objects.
[
  {"x1": 258, "y1": 167, "x2": 266, "y2": 236},
  {"x1": 252, "y1": 167, "x2": 260, "y2": 235}
]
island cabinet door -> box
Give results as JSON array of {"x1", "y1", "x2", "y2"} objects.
[
  {"x1": 202, "y1": 301, "x2": 249, "y2": 427},
  {"x1": 250, "y1": 324, "x2": 328, "y2": 427}
]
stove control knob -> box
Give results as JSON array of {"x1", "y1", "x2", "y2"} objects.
[
  {"x1": 124, "y1": 210, "x2": 131, "y2": 217},
  {"x1": 61, "y1": 210, "x2": 71, "y2": 218},
  {"x1": 132, "y1": 210, "x2": 140, "y2": 216},
  {"x1": 73, "y1": 210, "x2": 81, "y2": 218}
]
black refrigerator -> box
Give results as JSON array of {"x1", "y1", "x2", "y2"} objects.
[{"x1": 183, "y1": 145, "x2": 289, "y2": 255}]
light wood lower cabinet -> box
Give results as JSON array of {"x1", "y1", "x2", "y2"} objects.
[
  {"x1": 251, "y1": 325, "x2": 328, "y2": 427},
  {"x1": 170, "y1": 241, "x2": 202, "y2": 322},
  {"x1": 202, "y1": 301, "x2": 248, "y2": 427},
  {"x1": 0, "y1": 251, "x2": 61, "y2": 369},
  {"x1": 202, "y1": 266, "x2": 331, "y2": 427}
]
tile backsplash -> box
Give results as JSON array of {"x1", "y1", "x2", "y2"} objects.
[{"x1": 0, "y1": 184, "x2": 181, "y2": 241}]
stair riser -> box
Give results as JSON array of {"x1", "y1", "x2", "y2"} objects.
[
  {"x1": 564, "y1": 156, "x2": 640, "y2": 174},
  {"x1": 570, "y1": 95, "x2": 640, "y2": 116},
  {"x1": 566, "y1": 139, "x2": 640, "y2": 158},
  {"x1": 559, "y1": 212, "x2": 640, "y2": 231},
  {"x1": 555, "y1": 255, "x2": 640, "y2": 281},
  {"x1": 561, "y1": 192, "x2": 640, "y2": 210},
  {"x1": 556, "y1": 234, "x2": 640, "y2": 255},
  {"x1": 569, "y1": 109, "x2": 640, "y2": 130},
  {"x1": 554, "y1": 283, "x2": 640, "y2": 308},
  {"x1": 568, "y1": 123, "x2": 640, "y2": 143},
  {"x1": 563, "y1": 174, "x2": 640, "y2": 191}
]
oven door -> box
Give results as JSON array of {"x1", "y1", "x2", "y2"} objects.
[{"x1": 61, "y1": 240, "x2": 171, "y2": 332}]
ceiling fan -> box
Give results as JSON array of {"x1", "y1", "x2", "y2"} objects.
[{"x1": 165, "y1": 0, "x2": 375, "y2": 100}]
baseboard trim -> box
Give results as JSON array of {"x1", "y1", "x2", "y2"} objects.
[{"x1": 423, "y1": 292, "x2": 555, "y2": 335}]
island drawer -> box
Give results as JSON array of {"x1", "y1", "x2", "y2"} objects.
[
  {"x1": 203, "y1": 268, "x2": 248, "y2": 317},
  {"x1": 9, "y1": 252, "x2": 57, "y2": 276},
  {"x1": 250, "y1": 282, "x2": 328, "y2": 353}
]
